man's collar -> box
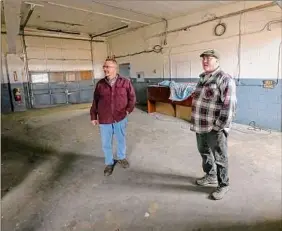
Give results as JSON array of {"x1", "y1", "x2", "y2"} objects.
[
  {"x1": 199, "y1": 66, "x2": 221, "y2": 78},
  {"x1": 105, "y1": 74, "x2": 118, "y2": 81},
  {"x1": 209, "y1": 66, "x2": 221, "y2": 76}
]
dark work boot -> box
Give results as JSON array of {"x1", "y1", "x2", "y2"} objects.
[
  {"x1": 117, "y1": 159, "x2": 129, "y2": 168},
  {"x1": 104, "y1": 165, "x2": 114, "y2": 176}
]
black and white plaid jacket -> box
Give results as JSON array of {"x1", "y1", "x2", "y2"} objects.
[{"x1": 190, "y1": 68, "x2": 237, "y2": 133}]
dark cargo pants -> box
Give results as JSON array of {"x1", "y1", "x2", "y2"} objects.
[{"x1": 196, "y1": 129, "x2": 229, "y2": 187}]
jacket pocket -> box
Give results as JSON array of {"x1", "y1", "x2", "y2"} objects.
[
  {"x1": 115, "y1": 87, "x2": 127, "y2": 111},
  {"x1": 116, "y1": 87, "x2": 127, "y2": 96},
  {"x1": 203, "y1": 84, "x2": 218, "y2": 100}
]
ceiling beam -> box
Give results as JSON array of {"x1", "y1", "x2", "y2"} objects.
[
  {"x1": 20, "y1": 3, "x2": 35, "y2": 31},
  {"x1": 3, "y1": 0, "x2": 22, "y2": 54},
  {"x1": 91, "y1": 25, "x2": 129, "y2": 38}
]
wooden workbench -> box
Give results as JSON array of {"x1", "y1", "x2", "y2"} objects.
[{"x1": 147, "y1": 85, "x2": 193, "y2": 121}]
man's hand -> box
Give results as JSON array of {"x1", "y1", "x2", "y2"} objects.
[{"x1": 91, "y1": 120, "x2": 99, "y2": 126}]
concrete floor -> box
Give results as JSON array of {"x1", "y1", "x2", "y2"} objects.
[{"x1": 1, "y1": 105, "x2": 281, "y2": 231}]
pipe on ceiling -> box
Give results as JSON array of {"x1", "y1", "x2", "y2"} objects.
[
  {"x1": 24, "y1": 1, "x2": 44, "y2": 7},
  {"x1": 20, "y1": 4, "x2": 35, "y2": 31},
  {"x1": 152, "y1": 2, "x2": 277, "y2": 38},
  {"x1": 24, "y1": 33, "x2": 105, "y2": 42},
  {"x1": 162, "y1": 18, "x2": 168, "y2": 46},
  {"x1": 45, "y1": 1, "x2": 150, "y2": 25},
  {"x1": 91, "y1": 25, "x2": 129, "y2": 39},
  {"x1": 1, "y1": 31, "x2": 105, "y2": 42},
  {"x1": 36, "y1": 27, "x2": 81, "y2": 35}
]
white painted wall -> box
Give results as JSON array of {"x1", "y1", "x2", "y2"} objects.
[
  {"x1": 25, "y1": 37, "x2": 93, "y2": 72},
  {"x1": 1, "y1": 35, "x2": 24, "y2": 83},
  {"x1": 108, "y1": 1, "x2": 282, "y2": 80},
  {"x1": 5, "y1": 54, "x2": 25, "y2": 84},
  {"x1": 92, "y1": 42, "x2": 108, "y2": 79},
  {"x1": 1, "y1": 34, "x2": 22, "y2": 54},
  {"x1": 1, "y1": 34, "x2": 108, "y2": 83}
]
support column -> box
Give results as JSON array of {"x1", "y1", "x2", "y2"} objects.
[
  {"x1": 6, "y1": 54, "x2": 27, "y2": 112},
  {"x1": 90, "y1": 39, "x2": 95, "y2": 85},
  {"x1": 3, "y1": 0, "x2": 22, "y2": 54}
]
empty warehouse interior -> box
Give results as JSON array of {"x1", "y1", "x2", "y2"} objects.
[{"x1": 1, "y1": 1, "x2": 282, "y2": 231}]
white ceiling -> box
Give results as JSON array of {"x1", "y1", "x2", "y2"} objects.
[
  {"x1": 93, "y1": 1, "x2": 235, "y2": 20},
  {"x1": 2, "y1": 0, "x2": 236, "y2": 38}
]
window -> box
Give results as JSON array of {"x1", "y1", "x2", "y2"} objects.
[
  {"x1": 80, "y1": 71, "x2": 92, "y2": 80},
  {"x1": 49, "y1": 72, "x2": 64, "y2": 82},
  {"x1": 66, "y1": 72, "x2": 77, "y2": 82},
  {"x1": 31, "y1": 73, "x2": 49, "y2": 83}
]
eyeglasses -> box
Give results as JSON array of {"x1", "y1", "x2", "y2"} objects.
[
  {"x1": 103, "y1": 65, "x2": 116, "y2": 69},
  {"x1": 201, "y1": 56, "x2": 216, "y2": 61}
]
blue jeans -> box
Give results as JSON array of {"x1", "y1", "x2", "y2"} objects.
[{"x1": 99, "y1": 117, "x2": 128, "y2": 165}]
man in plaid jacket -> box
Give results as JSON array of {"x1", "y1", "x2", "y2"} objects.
[{"x1": 190, "y1": 49, "x2": 237, "y2": 200}]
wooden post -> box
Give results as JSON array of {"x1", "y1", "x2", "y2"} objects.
[{"x1": 147, "y1": 100, "x2": 156, "y2": 113}]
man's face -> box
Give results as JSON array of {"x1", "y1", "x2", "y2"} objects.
[
  {"x1": 201, "y1": 56, "x2": 219, "y2": 73},
  {"x1": 103, "y1": 60, "x2": 117, "y2": 78}
]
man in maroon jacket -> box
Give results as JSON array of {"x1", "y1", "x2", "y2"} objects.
[{"x1": 90, "y1": 58, "x2": 136, "y2": 176}]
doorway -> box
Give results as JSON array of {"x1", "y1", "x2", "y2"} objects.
[{"x1": 119, "y1": 63, "x2": 130, "y2": 78}]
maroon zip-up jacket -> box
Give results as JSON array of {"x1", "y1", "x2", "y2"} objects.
[{"x1": 90, "y1": 75, "x2": 136, "y2": 124}]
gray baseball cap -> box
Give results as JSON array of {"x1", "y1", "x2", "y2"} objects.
[{"x1": 200, "y1": 49, "x2": 220, "y2": 59}]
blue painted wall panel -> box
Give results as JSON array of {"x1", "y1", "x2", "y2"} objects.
[
  {"x1": 1, "y1": 84, "x2": 12, "y2": 113},
  {"x1": 80, "y1": 90, "x2": 93, "y2": 103},
  {"x1": 131, "y1": 77, "x2": 281, "y2": 132},
  {"x1": 235, "y1": 79, "x2": 281, "y2": 131},
  {"x1": 1, "y1": 83, "x2": 28, "y2": 112},
  {"x1": 34, "y1": 94, "x2": 51, "y2": 105}
]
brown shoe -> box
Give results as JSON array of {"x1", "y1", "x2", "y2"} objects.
[
  {"x1": 117, "y1": 159, "x2": 129, "y2": 168},
  {"x1": 104, "y1": 165, "x2": 114, "y2": 176}
]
